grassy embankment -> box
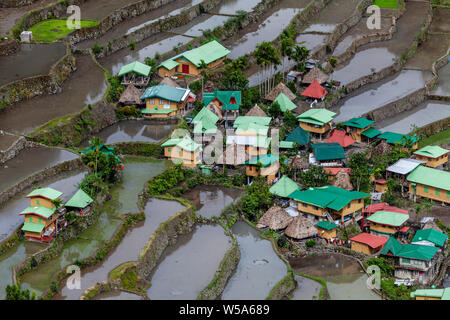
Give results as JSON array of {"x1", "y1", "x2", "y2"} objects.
[{"x1": 29, "y1": 19, "x2": 98, "y2": 42}]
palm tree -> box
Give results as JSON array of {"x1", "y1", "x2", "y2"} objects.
[
  {"x1": 291, "y1": 45, "x2": 310, "y2": 72},
  {"x1": 255, "y1": 42, "x2": 281, "y2": 95},
  {"x1": 280, "y1": 37, "x2": 294, "y2": 79}
]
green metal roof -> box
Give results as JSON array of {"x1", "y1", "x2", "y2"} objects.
[
  {"x1": 279, "y1": 141, "x2": 294, "y2": 149},
  {"x1": 193, "y1": 107, "x2": 219, "y2": 125},
  {"x1": 203, "y1": 90, "x2": 241, "y2": 110},
  {"x1": 342, "y1": 117, "x2": 375, "y2": 129},
  {"x1": 367, "y1": 211, "x2": 409, "y2": 227},
  {"x1": 297, "y1": 108, "x2": 336, "y2": 125},
  {"x1": 407, "y1": 165, "x2": 450, "y2": 192},
  {"x1": 269, "y1": 175, "x2": 300, "y2": 198},
  {"x1": 141, "y1": 84, "x2": 189, "y2": 102},
  {"x1": 27, "y1": 187, "x2": 62, "y2": 200},
  {"x1": 161, "y1": 137, "x2": 202, "y2": 152},
  {"x1": 380, "y1": 237, "x2": 403, "y2": 256},
  {"x1": 65, "y1": 189, "x2": 94, "y2": 209},
  {"x1": 413, "y1": 145, "x2": 449, "y2": 159},
  {"x1": 273, "y1": 93, "x2": 297, "y2": 112},
  {"x1": 361, "y1": 127, "x2": 381, "y2": 138},
  {"x1": 192, "y1": 107, "x2": 219, "y2": 134},
  {"x1": 141, "y1": 108, "x2": 175, "y2": 114},
  {"x1": 411, "y1": 288, "x2": 449, "y2": 299},
  {"x1": 158, "y1": 59, "x2": 179, "y2": 71},
  {"x1": 312, "y1": 143, "x2": 346, "y2": 161},
  {"x1": 412, "y1": 228, "x2": 448, "y2": 247},
  {"x1": 20, "y1": 206, "x2": 56, "y2": 219},
  {"x1": 288, "y1": 186, "x2": 369, "y2": 211},
  {"x1": 245, "y1": 154, "x2": 279, "y2": 167},
  {"x1": 377, "y1": 131, "x2": 419, "y2": 146},
  {"x1": 316, "y1": 220, "x2": 337, "y2": 230},
  {"x1": 397, "y1": 244, "x2": 439, "y2": 261},
  {"x1": 285, "y1": 127, "x2": 311, "y2": 146},
  {"x1": 22, "y1": 222, "x2": 45, "y2": 233},
  {"x1": 234, "y1": 116, "x2": 271, "y2": 128},
  {"x1": 118, "y1": 61, "x2": 151, "y2": 77},
  {"x1": 235, "y1": 122, "x2": 269, "y2": 136}
]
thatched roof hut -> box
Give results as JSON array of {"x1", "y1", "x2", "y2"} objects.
[
  {"x1": 265, "y1": 82, "x2": 296, "y2": 101},
  {"x1": 285, "y1": 215, "x2": 318, "y2": 239},
  {"x1": 371, "y1": 141, "x2": 392, "y2": 156},
  {"x1": 160, "y1": 76, "x2": 180, "y2": 88},
  {"x1": 256, "y1": 206, "x2": 294, "y2": 230},
  {"x1": 422, "y1": 220, "x2": 443, "y2": 233},
  {"x1": 333, "y1": 169, "x2": 354, "y2": 191},
  {"x1": 289, "y1": 155, "x2": 308, "y2": 170},
  {"x1": 119, "y1": 84, "x2": 143, "y2": 105},
  {"x1": 245, "y1": 104, "x2": 268, "y2": 117},
  {"x1": 217, "y1": 142, "x2": 248, "y2": 165},
  {"x1": 302, "y1": 67, "x2": 329, "y2": 84},
  {"x1": 206, "y1": 101, "x2": 223, "y2": 121}
]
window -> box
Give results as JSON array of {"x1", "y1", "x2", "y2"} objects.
[
  {"x1": 150, "y1": 99, "x2": 155, "y2": 105},
  {"x1": 167, "y1": 147, "x2": 171, "y2": 152},
  {"x1": 36, "y1": 199, "x2": 40, "y2": 205},
  {"x1": 347, "y1": 203, "x2": 351, "y2": 209},
  {"x1": 447, "y1": 192, "x2": 450, "y2": 199},
  {"x1": 160, "y1": 99, "x2": 165, "y2": 105},
  {"x1": 313, "y1": 206, "x2": 319, "y2": 211},
  {"x1": 424, "y1": 186, "x2": 429, "y2": 193},
  {"x1": 28, "y1": 217, "x2": 32, "y2": 222},
  {"x1": 38, "y1": 218, "x2": 42, "y2": 224},
  {"x1": 435, "y1": 189, "x2": 440, "y2": 196},
  {"x1": 358, "y1": 199, "x2": 362, "y2": 203},
  {"x1": 302, "y1": 203, "x2": 308, "y2": 208},
  {"x1": 402, "y1": 258, "x2": 410, "y2": 264}
]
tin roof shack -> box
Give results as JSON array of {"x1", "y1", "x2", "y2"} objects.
[
  {"x1": 410, "y1": 288, "x2": 450, "y2": 300},
  {"x1": 245, "y1": 154, "x2": 280, "y2": 184},
  {"x1": 377, "y1": 132, "x2": 419, "y2": 151},
  {"x1": 157, "y1": 40, "x2": 230, "y2": 77},
  {"x1": 20, "y1": 187, "x2": 63, "y2": 242},
  {"x1": 118, "y1": 61, "x2": 151, "y2": 87},
  {"x1": 381, "y1": 237, "x2": 440, "y2": 285},
  {"x1": 141, "y1": 84, "x2": 191, "y2": 118},
  {"x1": 367, "y1": 211, "x2": 410, "y2": 238},
  {"x1": 412, "y1": 145, "x2": 449, "y2": 168},
  {"x1": 311, "y1": 143, "x2": 346, "y2": 166},
  {"x1": 411, "y1": 228, "x2": 448, "y2": 248},
  {"x1": 350, "y1": 232, "x2": 388, "y2": 255},
  {"x1": 407, "y1": 165, "x2": 450, "y2": 205},
  {"x1": 342, "y1": 118, "x2": 377, "y2": 143},
  {"x1": 297, "y1": 108, "x2": 336, "y2": 138},
  {"x1": 65, "y1": 189, "x2": 94, "y2": 216},
  {"x1": 315, "y1": 220, "x2": 337, "y2": 240},
  {"x1": 203, "y1": 90, "x2": 241, "y2": 122},
  {"x1": 288, "y1": 186, "x2": 369, "y2": 225},
  {"x1": 386, "y1": 158, "x2": 426, "y2": 186},
  {"x1": 161, "y1": 136, "x2": 203, "y2": 167}
]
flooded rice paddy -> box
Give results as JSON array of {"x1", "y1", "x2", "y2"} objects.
[
  {"x1": 94, "y1": 290, "x2": 143, "y2": 300},
  {"x1": 289, "y1": 275, "x2": 321, "y2": 300},
  {"x1": 181, "y1": 185, "x2": 241, "y2": 219},
  {"x1": 290, "y1": 253, "x2": 381, "y2": 300},
  {"x1": 431, "y1": 64, "x2": 450, "y2": 97},
  {"x1": 405, "y1": 34, "x2": 450, "y2": 71},
  {"x1": 58, "y1": 198, "x2": 185, "y2": 300},
  {"x1": 0, "y1": 43, "x2": 66, "y2": 87},
  {"x1": 0, "y1": 146, "x2": 79, "y2": 193},
  {"x1": 221, "y1": 221, "x2": 286, "y2": 300},
  {"x1": 147, "y1": 224, "x2": 232, "y2": 300},
  {"x1": 0, "y1": 54, "x2": 106, "y2": 135},
  {"x1": 20, "y1": 158, "x2": 168, "y2": 296}
]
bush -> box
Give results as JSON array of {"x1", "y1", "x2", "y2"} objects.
[
  {"x1": 116, "y1": 105, "x2": 141, "y2": 119},
  {"x1": 92, "y1": 43, "x2": 103, "y2": 55},
  {"x1": 147, "y1": 165, "x2": 185, "y2": 195},
  {"x1": 305, "y1": 239, "x2": 316, "y2": 247},
  {"x1": 106, "y1": 76, "x2": 125, "y2": 103}
]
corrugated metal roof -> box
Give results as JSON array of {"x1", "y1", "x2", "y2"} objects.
[
  {"x1": 285, "y1": 127, "x2": 311, "y2": 146},
  {"x1": 27, "y1": 187, "x2": 62, "y2": 200},
  {"x1": 269, "y1": 176, "x2": 300, "y2": 198},
  {"x1": 203, "y1": 90, "x2": 241, "y2": 110},
  {"x1": 234, "y1": 116, "x2": 272, "y2": 127},
  {"x1": 312, "y1": 143, "x2": 346, "y2": 161},
  {"x1": 378, "y1": 131, "x2": 419, "y2": 145},
  {"x1": 245, "y1": 154, "x2": 279, "y2": 167},
  {"x1": 22, "y1": 222, "x2": 45, "y2": 233},
  {"x1": 273, "y1": 92, "x2": 297, "y2": 112},
  {"x1": 407, "y1": 165, "x2": 450, "y2": 191},
  {"x1": 297, "y1": 108, "x2": 336, "y2": 125},
  {"x1": 342, "y1": 117, "x2": 375, "y2": 129},
  {"x1": 118, "y1": 61, "x2": 151, "y2": 77},
  {"x1": 20, "y1": 206, "x2": 56, "y2": 219},
  {"x1": 316, "y1": 220, "x2": 337, "y2": 230},
  {"x1": 412, "y1": 228, "x2": 448, "y2": 247},
  {"x1": 413, "y1": 145, "x2": 449, "y2": 159},
  {"x1": 361, "y1": 127, "x2": 381, "y2": 138},
  {"x1": 350, "y1": 232, "x2": 388, "y2": 248},
  {"x1": 65, "y1": 189, "x2": 93, "y2": 209},
  {"x1": 141, "y1": 84, "x2": 190, "y2": 102},
  {"x1": 386, "y1": 158, "x2": 425, "y2": 175},
  {"x1": 367, "y1": 211, "x2": 410, "y2": 227}
]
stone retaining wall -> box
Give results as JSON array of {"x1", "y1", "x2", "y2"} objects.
[
  {"x1": 0, "y1": 41, "x2": 76, "y2": 105},
  {"x1": 266, "y1": 272, "x2": 296, "y2": 300},
  {"x1": 411, "y1": 116, "x2": 450, "y2": 138},
  {"x1": 0, "y1": 39, "x2": 20, "y2": 56},
  {"x1": 0, "y1": 156, "x2": 83, "y2": 207},
  {"x1": 0, "y1": 135, "x2": 27, "y2": 164},
  {"x1": 0, "y1": 0, "x2": 37, "y2": 7},
  {"x1": 136, "y1": 205, "x2": 196, "y2": 280}
]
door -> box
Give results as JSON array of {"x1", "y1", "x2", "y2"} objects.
[{"x1": 182, "y1": 64, "x2": 189, "y2": 74}]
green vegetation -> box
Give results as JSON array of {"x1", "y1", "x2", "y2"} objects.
[
  {"x1": 147, "y1": 165, "x2": 185, "y2": 195},
  {"x1": 419, "y1": 128, "x2": 450, "y2": 147},
  {"x1": 298, "y1": 166, "x2": 329, "y2": 188},
  {"x1": 106, "y1": 76, "x2": 125, "y2": 103},
  {"x1": 29, "y1": 19, "x2": 99, "y2": 42},
  {"x1": 5, "y1": 285, "x2": 37, "y2": 300}
]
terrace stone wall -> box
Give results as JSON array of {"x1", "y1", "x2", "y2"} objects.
[
  {"x1": 0, "y1": 39, "x2": 20, "y2": 56},
  {"x1": 0, "y1": 135, "x2": 27, "y2": 164},
  {"x1": 0, "y1": 0, "x2": 36, "y2": 7},
  {"x1": 0, "y1": 42, "x2": 76, "y2": 105}
]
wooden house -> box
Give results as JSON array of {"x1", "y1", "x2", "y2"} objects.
[
  {"x1": 350, "y1": 232, "x2": 388, "y2": 255},
  {"x1": 288, "y1": 186, "x2": 369, "y2": 225},
  {"x1": 161, "y1": 136, "x2": 203, "y2": 167},
  {"x1": 315, "y1": 220, "x2": 337, "y2": 240},
  {"x1": 157, "y1": 40, "x2": 230, "y2": 77},
  {"x1": 381, "y1": 237, "x2": 440, "y2": 285},
  {"x1": 245, "y1": 154, "x2": 280, "y2": 184},
  {"x1": 411, "y1": 228, "x2": 448, "y2": 248},
  {"x1": 367, "y1": 211, "x2": 410, "y2": 238},
  {"x1": 407, "y1": 165, "x2": 450, "y2": 204},
  {"x1": 412, "y1": 145, "x2": 449, "y2": 168},
  {"x1": 360, "y1": 203, "x2": 408, "y2": 231},
  {"x1": 342, "y1": 117, "x2": 376, "y2": 142},
  {"x1": 140, "y1": 84, "x2": 191, "y2": 118},
  {"x1": 324, "y1": 130, "x2": 355, "y2": 148},
  {"x1": 297, "y1": 108, "x2": 336, "y2": 138},
  {"x1": 411, "y1": 288, "x2": 450, "y2": 300},
  {"x1": 65, "y1": 189, "x2": 94, "y2": 216},
  {"x1": 374, "y1": 179, "x2": 388, "y2": 193},
  {"x1": 311, "y1": 143, "x2": 346, "y2": 166},
  {"x1": 20, "y1": 187, "x2": 63, "y2": 242},
  {"x1": 203, "y1": 90, "x2": 241, "y2": 122}
]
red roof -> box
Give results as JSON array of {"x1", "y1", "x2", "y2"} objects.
[
  {"x1": 399, "y1": 226, "x2": 410, "y2": 233},
  {"x1": 375, "y1": 179, "x2": 387, "y2": 184},
  {"x1": 350, "y1": 233, "x2": 388, "y2": 248},
  {"x1": 325, "y1": 130, "x2": 355, "y2": 147},
  {"x1": 363, "y1": 203, "x2": 408, "y2": 215},
  {"x1": 324, "y1": 167, "x2": 351, "y2": 176},
  {"x1": 301, "y1": 79, "x2": 328, "y2": 99}
]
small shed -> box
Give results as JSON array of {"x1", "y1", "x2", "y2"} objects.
[
  {"x1": 374, "y1": 179, "x2": 387, "y2": 193},
  {"x1": 119, "y1": 84, "x2": 143, "y2": 106},
  {"x1": 315, "y1": 220, "x2": 337, "y2": 240},
  {"x1": 65, "y1": 189, "x2": 94, "y2": 216},
  {"x1": 350, "y1": 232, "x2": 388, "y2": 255},
  {"x1": 256, "y1": 206, "x2": 294, "y2": 230}
]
